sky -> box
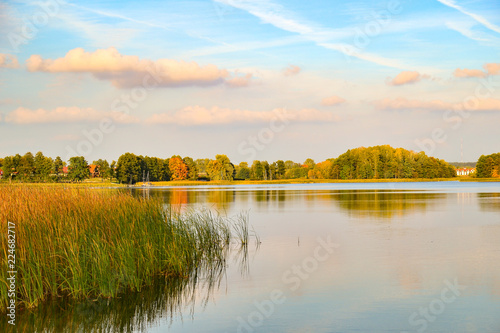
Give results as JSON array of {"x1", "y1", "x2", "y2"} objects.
[{"x1": 0, "y1": 0, "x2": 499, "y2": 164}]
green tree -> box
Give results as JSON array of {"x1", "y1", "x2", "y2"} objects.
[
  {"x1": 19, "y1": 152, "x2": 35, "y2": 181},
  {"x1": 34, "y1": 151, "x2": 53, "y2": 181},
  {"x1": 262, "y1": 161, "x2": 270, "y2": 180},
  {"x1": 110, "y1": 161, "x2": 117, "y2": 180},
  {"x1": 304, "y1": 158, "x2": 315, "y2": 169},
  {"x1": 276, "y1": 160, "x2": 285, "y2": 179},
  {"x1": 68, "y1": 156, "x2": 90, "y2": 181},
  {"x1": 207, "y1": 155, "x2": 234, "y2": 180},
  {"x1": 1, "y1": 156, "x2": 17, "y2": 181},
  {"x1": 183, "y1": 156, "x2": 198, "y2": 180},
  {"x1": 235, "y1": 162, "x2": 251, "y2": 179},
  {"x1": 251, "y1": 160, "x2": 264, "y2": 180},
  {"x1": 93, "y1": 159, "x2": 111, "y2": 180},
  {"x1": 54, "y1": 156, "x2": 64, "y2": 176},
  {"x1": 116, "y1": 153, "x2": 143, "y2": 184}
]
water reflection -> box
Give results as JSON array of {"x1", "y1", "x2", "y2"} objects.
[
  {"x1": 331, "y1": 190, "x2": 445, "y2": 218},
  {"x1": 131, "y1": 188, "x2": 445, "y2": 219},
  {"x1": 3, "y1": 265, "x2": 226, "y2": 333},
  {"x1": 477, "y1": 193, "x2": 500, "y2": 212}
]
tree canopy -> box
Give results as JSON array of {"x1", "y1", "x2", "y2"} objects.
[{"x1": 0, "y1": 145, "x2": 467, "y2": 183}]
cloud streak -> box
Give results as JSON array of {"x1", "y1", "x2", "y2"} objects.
[
  {"x1": 375, "y1": 97, "x2": 500, "y2": 111},
  {"x1": 213, "y1": 0, "x2": 410, "y2": 70},
  {"x1": 437, "y1": 0, "x2": 500, "y2": 35}
]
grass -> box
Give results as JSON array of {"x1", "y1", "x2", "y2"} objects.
[{"x1": 0, "y1": 186, "x2": 251, "y2": 312}]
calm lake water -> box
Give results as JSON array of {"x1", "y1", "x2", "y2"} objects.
[{"x1": 11, "y1": 182, "x2": 500, "y2": 332}]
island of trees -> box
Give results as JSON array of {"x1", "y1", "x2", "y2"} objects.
[{"x1": 1, "y1": 145, "x2": 498, "y2": 184}]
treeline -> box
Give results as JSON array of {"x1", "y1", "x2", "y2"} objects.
[
  {"x1": 326, "y1": 145, "x2": 456, "y2": 179},
  {"x1": 0, "y1": 145, "x2": 460, "y2": 183},
  {"x1": 476, "y1": 153, "x2": 500, "y2": 178}
]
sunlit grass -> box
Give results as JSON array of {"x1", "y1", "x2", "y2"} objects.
[{"x1": 0, "y1": 186, "x2": 247, "y2": 312}]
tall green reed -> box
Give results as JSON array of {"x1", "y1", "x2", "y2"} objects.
[{"x1": 0, "y1": 186, "x2": 248, "y2": 312}]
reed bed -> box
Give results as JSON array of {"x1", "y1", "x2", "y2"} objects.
[{"x1": 0, "y1": 186, "x2": 243, "y2": 312}]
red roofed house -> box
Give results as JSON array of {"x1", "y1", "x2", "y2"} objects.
[
  {"x1": 456, "y1": 168, "x2": 475, "y2": 176},
  {"x1": 89, "y1": 164, "x2": 100, "y2": 178}
]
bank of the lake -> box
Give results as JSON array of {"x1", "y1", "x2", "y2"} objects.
[
  {"x1": 3, "y1": 177, "x2": 498, "y2": 188},
  {"x1": 0, "y1": 186, "x2": 252, "y2": 312}
]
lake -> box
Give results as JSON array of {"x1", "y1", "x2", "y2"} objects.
[{"x1": 11, "y1": 182, "x2": 500, "y2": 332}]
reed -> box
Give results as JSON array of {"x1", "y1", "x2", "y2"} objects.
[{"x1": 0, "y1": 186, "x2": 243, "y2": 312}]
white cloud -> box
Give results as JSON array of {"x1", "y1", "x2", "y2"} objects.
[
  {"x1": 145, "y1": 106, "x2": 340, "y2": 125},
  {"x1": 226, "y1": 73, "x2": 253, "y2": 87},
  {"x1": 5, "y1": 107, "x2": 140, "y2": 124},
  {"x1": 26, "y1": 47, "x2": 251, "y2": 88}
]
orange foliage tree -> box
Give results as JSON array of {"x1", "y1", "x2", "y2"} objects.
[{"x1": 169, "y1": 157, "x2": 188, "y2": 180}]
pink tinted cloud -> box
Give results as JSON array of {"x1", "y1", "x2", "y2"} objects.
[
  {"x1": 145, "y1": 106, "x2": 339, "y2": 126},
  {"x1": 453, "y1": 63, "x2": 500, "y2": 78},
  {"x1": 283, "y1": 65, "x2": 301, "y2": 76},
  {"x1": 388, "y1": 71, "x2": 426, "y2": 86},
  {"x1": 26, "y1": 47, "x2": 251, "y2": 88},
  {"x1": 0, "y1": 53, "x2": 18, "y2": 68},
  {"x1": 321, "y1": 95, "x2": 346, "y2": 106}
]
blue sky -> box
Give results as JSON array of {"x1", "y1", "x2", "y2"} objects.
[{"x1": 0, "y1": 0, "x2": 499, "y2": 164}]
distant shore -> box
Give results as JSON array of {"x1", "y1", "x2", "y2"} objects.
[{"x1": 2, "y1": 177, "x2": 499, "y2": 187}]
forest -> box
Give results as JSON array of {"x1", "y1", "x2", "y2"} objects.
[
  {"x1": 1, "y1": 145, "x2": 493, "y2": 183},
  {"x1": 475, "y1": 153, "x2": 500, "y2": 178}
]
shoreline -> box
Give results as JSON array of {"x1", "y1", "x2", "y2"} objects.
[{"x1": 2, "y1": 177, "x2": 499, "y2": 188}]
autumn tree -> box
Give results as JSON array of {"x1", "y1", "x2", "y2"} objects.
[
  {"x1": 169, "y1": 156, "x2": 188, "y2": 180},
  {"x1": 207, "y1": 155, "x2": 234, "y2": 180}
]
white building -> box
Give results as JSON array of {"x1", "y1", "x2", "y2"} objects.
[{"x1": 456, "y1": 168, "x2": 475, "y2": 176}]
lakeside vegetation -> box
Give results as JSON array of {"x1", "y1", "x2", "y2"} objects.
[
  {"x1": 4, "y1": 145, "x2": 495, "y2": 185},
  {"x1": 476, "y1": 153, "x2": 500, "y2": 178},
  {"x1": 0, "y1": 186, "x2": 254, "y2": 312}
]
